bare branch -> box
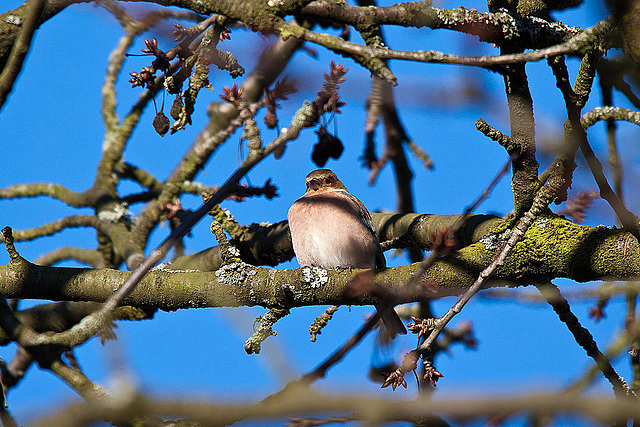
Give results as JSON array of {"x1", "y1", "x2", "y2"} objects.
[
  {"x1": 536, "y1": 282, "x2": 631, "y2": 396},
  {"x1": 549, "y1": 54, "x2": 640, "y2": 237},
  {"x1": 0, "y1": 183, "x2": 91, "y2": 207},
  {"x1": 244, "y1": 308, "x2": 290, "y2": 355},
  {"x1": 278, "y1": 17, "x2": 613, "y2": 73},
  {"x1": 0, "y1": 0, "x2": 45, "y2": 110},
  {"x1": 0, "y1": 216, "x2": 104, "y2": 243},
  {"x1": 581, "y1": 106, "x2": 640, "y2": 129},
  {"x1": 392, "y1": 160, "x2": 569, "y2": 383}
]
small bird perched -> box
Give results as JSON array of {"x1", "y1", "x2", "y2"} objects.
[{"x1": 288, "y1": 169, "x2": 406, "y2": 337}]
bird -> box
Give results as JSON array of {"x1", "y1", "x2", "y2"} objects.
[{"x1": 287, "y1": 168, "x2": 406, "y2": 337}]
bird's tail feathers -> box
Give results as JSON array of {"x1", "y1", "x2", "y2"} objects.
[{"x1": 376, "y1": 304, "x2": 407, "y2": 341}]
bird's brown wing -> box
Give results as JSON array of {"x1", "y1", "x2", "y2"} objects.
[
  {"x1": 338, "y1": 192, "x2": 404, "y2": 335},
  {"x1": 340, "y1": 190, "x2": 386, "y2": 268},
  {"x1": 373, "y1": 244, "x2": 386, "y2": 269}
]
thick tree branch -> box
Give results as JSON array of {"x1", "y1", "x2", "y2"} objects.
[
  {"x1": 1, "y1": 214, "x2": 638, "y2": 314},
  {"x1": 501, "y1": 48, "x2": 539, "y2": 214}
]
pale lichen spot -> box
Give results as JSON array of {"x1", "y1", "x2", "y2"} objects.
[
  {"x1": 479, "y1": 235, "x2": 495, "y2": 251},
  {"x1": 151, "y1": 263, "x2": 198, "y2": 273},
  {"x1": 151, "y1": 263, "x2": 170, "y2": 271},
  {"x1": 301, "y1": 267, "x2": 329, "y2": 289},
  {"x1": 215, "y1": 262, "x2": 254, "y2": 285},
  {"x1": 221, "y1": 207, "x2": 236, "y2": 222},
  {"x1": 228, "y1": 245, "x2": 241, "y2": 257},
  {"x1": 499, "y1": 229, "x2": 512, "y2": 239},
  {"x1": 535, "y1": 218, "x2": 549, "y2": 229},
  {"x1": 267, "y1": 269, "x2": 277, "y2": 283},
  {"x1": 98, "y1": 203, "x2": 133, "y2": 224},
  {"x1": 5, "y1": 15, "x2": 21, "y2": 25},
  {"x1": 102, "y1": 132, "x2": 117, "y2": 153},
  {"x1": 480, "y1": 229, "x2": 512, "y2": 251}
]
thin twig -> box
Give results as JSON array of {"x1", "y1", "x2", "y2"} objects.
[
  {"x1": 549, "y1": 56, "x2": 640, "y2": 238},
  {"x1": 419, "y1": 163, "x2": 564, "y2": 352},
  {"x1": 309, "y1": 305, "x2": 339, "y2": 342},
  {"x1": 34, "y1": 247, "x2": 105, "y2": 268},
  {"x1": 566, "y1": 315, "x2": 640, "y2": 394},
  {"x1": 244, "y1": 308, "x2": 290, "y2": 355},
  {"x1": 389, "y1": 161, "x2": 567, "y2": 384},
  {"x1": 0, "y1": 183, "x2": 89, "y2": 207},
  {"x1": 581, "y1": 106, "x2": 640, "y2": 129},
  {"x1": 405, "y1": 157, "x2": 511, "y2": 290},
  {"x1": 0, "y1": 216, "x2": 104, "y2": 243}
]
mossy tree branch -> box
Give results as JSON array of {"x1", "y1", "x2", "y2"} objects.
[{"x1": 1, "y1": 214, "x2": 638, "y2": 314}]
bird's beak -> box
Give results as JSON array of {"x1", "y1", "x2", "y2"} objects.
[{"x1": 308, "y1": 178, "x2": 322, "y2": 191}]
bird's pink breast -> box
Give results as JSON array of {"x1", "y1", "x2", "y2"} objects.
[{"x1": 288, "y1": 194, "x2": 378, "y2": 269}]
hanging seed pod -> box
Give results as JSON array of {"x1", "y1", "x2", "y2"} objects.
[
  {"x1": 311, "y1": 126, "x2": 344, "y2": 167},
  {"x1": 153, "y1": 111, "x2": 170, "y2": 136},
  {"x1": 170, "y1": 95, "x2": 183, "y2": 121}
]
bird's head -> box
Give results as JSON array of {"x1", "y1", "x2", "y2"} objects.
[{"x1": 305, "y1": 169, "x2": 347, "y2": 193}]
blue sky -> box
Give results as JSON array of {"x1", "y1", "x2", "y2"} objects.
[{"x1": 1, "y1": 0, "x2": 638, "y2": 425}]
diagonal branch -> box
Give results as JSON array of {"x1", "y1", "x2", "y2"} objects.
[
  {"x1": 135, "y1": 19, "x2": 307, "y2": 239},
  {"x1": 388, "y1": 160, "x2": 568, "y2": 385},
  {"x1": 419, "y1": 161, "x2": 566, "y2": 351},
  {"x1": 0, "y1": 0, "x2": 45, "y2": 111},
  {"x1": 549, "y1": 54, "x2": 640, "y2": 238},
  {"x1": 536, "y1": 282, "x2": 631, "y2": 396}
]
